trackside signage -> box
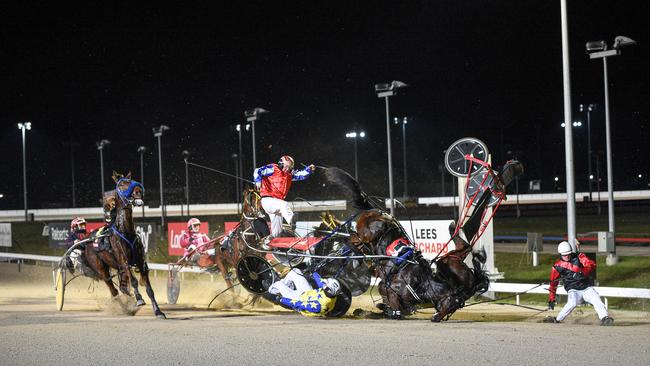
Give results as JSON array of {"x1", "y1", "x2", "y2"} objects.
[
  {"x1": 135, "y1": 222, "x2": 157, "y2": 254},
  {"x1": 295, "y1": 219, "x2": 454, "y2": 260},
  {"x1": 168, "y1": 222, "x2": 209, "y2": 256},
  {"x1": 48, "y1": 221, "x2": 104, "y2": 249},
  {"x1": 0, "y1": 223, "x2": 11, "y2": 247},
  {"x1": 400, "y1": 220, "x2": 455, "y2": 260}
]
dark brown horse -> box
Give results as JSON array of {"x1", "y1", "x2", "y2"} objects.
[
  {"x1": 325, "y1": 167, "x2": 488, "y2": 321},
  {"x1": 84, "y1": 171, "x2": 165, "y2": 318}
]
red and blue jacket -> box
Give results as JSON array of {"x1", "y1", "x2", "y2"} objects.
[
  {"x1": 548, "y1": 252, "x2": 596, "y2": 302},
  {"x1": 253, "y1": 163, "x2": 313, "y2": 200}
]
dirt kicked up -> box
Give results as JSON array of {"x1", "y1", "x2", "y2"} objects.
[{"x1": 2, "y1": 262, "x2": 650, "y2": 365}]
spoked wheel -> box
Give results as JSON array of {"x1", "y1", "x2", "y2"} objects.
[
  {"x1": 326, "y1": 282, "x2": 352, "y2": 318},
  {"x1": 236, "y1": 255, "x2": 277, "y2": 294},
  {"x1": 167, "y1": 266, "x2": 181, "y2": 305},
  {"x1": 55, "y1": 267, "x2": 66, "y2": 311},
  {"x1": 465, "y1": 170, "x2": 500, "y2": 207},
  {"x1": 444, "y1": 137, "x2": 489, "y2": 177}
]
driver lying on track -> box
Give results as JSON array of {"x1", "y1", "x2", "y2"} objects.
[{"x1": 268, "y1": 268, "x2": 340, "y2": 317}]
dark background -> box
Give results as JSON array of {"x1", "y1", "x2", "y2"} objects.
[{"x1": 1, "y1": 1, "x2": 648, "y2": 209}]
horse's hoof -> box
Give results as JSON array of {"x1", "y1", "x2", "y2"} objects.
[
  {"x1": 136, "y1": 299, "x2": 146, "y2": 307},
  {"x1": 155, "y1": 311, "x2": 167, "y2": 319}
]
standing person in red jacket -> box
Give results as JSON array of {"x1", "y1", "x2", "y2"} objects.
[
  {"x1": 253, "y1": 155, "x2": 315, "y2": 241},
  {"x1": 545, "y1": 241, "x2": 614, "y2": 325}
]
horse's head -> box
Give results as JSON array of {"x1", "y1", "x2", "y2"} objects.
[
  {"x1": 113, "y1": 171, "x2": 145, "y2": 207},
  {"x1": 242, "y1": 187, "x2": 264, "y2": 219}
]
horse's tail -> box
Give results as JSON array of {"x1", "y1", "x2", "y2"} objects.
[
  {"x1": 323, "y1": 167, "x2": 373, "y2": 210},
  {"x1": 470, "y1": 248, "x2": 490, "y2": 296}
]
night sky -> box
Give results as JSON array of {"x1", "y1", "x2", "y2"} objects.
[{"x1": 1, "y1": 2, "x2": 648, "y2": 210}]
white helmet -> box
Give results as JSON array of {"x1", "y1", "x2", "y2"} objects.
[
  {"x1": 557, "y1": 241, "x2": 574, "y2": 255},
  {"x1": 323, "y1": 278, "x2": 341, "y2": 296}
]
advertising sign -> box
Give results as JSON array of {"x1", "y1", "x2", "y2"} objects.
[
  {"x1": 135, "y1": 222, "x2": 157, "y2": 254},
  {"x1": 168, "y1": 222, "x2": 209, "y2": 256},
  {"x1": 295, "y1": 219, "x2": 455, "y2": 260},
  {"x1": 48, "y1": 221, "x2": 104, "y2": 249},
  {"x1": 0, "y1": 223, "x2": 11, "y2": 247}
]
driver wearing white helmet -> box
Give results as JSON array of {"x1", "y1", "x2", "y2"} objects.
[
  {"x1": 545, "y1": 240, "x2": 613, "y2": 326},
  {"x1": 268, "y1": 268, "x2": 340, "y2": 317}
]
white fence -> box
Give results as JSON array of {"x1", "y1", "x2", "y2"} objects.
[{"x1": 2, "y1": 252, "x2": 649, "y2": 308}]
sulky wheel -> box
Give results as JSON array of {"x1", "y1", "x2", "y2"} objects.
[
  {"x1": 55, "y1": 267, "x2": 66, "y2": 311},
  {"x1": 465, "y1": 169, "x2": 500, "y2": 207},
  {"x1": 167, "y1": 267, "x2": 181, "y2": 305},
  {"x1": 236, "y1": 255, "x2": 278, "y2": 294},
  {"x1": 445, "y1": 137, "x2": 489, "y2": 177},
  {"x1": 325, "y1": 282, "x2": 352, "y2": 318}
]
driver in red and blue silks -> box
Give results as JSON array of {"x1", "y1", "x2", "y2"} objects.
[
  {"x1": 253, "y1": 155, "x2": 315, "y2": 240},
  {"x1": 546, "y1": 241, "x2": 613, "y2": 326},
  {"x1": 268, "y1": 268, "x2": 340, "y2": 317}
]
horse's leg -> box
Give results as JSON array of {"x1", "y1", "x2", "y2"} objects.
[
  {"x1": 138, "y1": 263, "x2": 166, "y2": 318},
  {"x1": 128, "y1": 268, "x2": 146, "y2": 306},
  {"x1": 431, "y1": 293, "x2": 463, "y2": 322},
  {"x1": 85, "y1": 247, "x2": 119, "y2": 297},
  {"x1": 213, "y1": 248, "x2": 234, "y2": 289}
]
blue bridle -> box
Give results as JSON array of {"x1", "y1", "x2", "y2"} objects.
[{"x1": 116, "y1": 178, "x2": 145, "y2": 206}]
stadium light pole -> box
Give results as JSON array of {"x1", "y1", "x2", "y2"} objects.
[
  {"x1": 560, "y1": 0, "x2": 577, "y2": 248},
  {"x1": 345, "y1": 130, "x2": 366, "y2": 181},
  {"x1": 153, "y1": 125, "x2": 171, "y2": 229},
  {"x1": 67, "y1": 141, "x2": 79, "y2": 208},
  {"x1": 232, "y1": 153, "x2": 240, "y2": 215},
  {"x1": 580, "y1": 104, "x2": 597, "y2": 201},
  {"x1": 235, "y1": 124, "x2": 246, "y2": 209},
  {"x1": 17, "y1": 122, "x2": 31, "y2": 221},
  {"x1": 245, "y1": 107, "x2": 269, "y2": 169},
  {"x1": 586, "y1": 36, "x2": 636, "y2": 264},
  {"x1": 137, "y1": 146, "x2": 147, "y2": 218},
  {"x1": 394, "y1": 117, "x2": 409, "y2": 198},
  {"x1": 96, "y1": 139, "x2": 110, "y2": 201},
  {"x1": 182, "y1": 150, "x2": 190, "y2": 217},
  {"x1": 375, "y1": 80, "x2": 407, "y2": 215}
]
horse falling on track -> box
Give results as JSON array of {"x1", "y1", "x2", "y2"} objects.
[
  {"x1": 84, "y1": 171, "x2": 165, "y2": 318},
  {"x1": 324, "y1": 167, "x2": 490, "y2": 321}
]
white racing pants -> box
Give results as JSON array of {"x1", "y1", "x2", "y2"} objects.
[
  {"x1": 556, "y1": 287, "x2": 609, "y2": 321},
  {"x1": 261, "y1": 197, "x2": 294, "y2": 237},
  {"x1": 268, "y1": 268, "x2": 312, "y2": 300}
]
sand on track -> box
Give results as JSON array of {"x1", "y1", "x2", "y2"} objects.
[{"x1": 2, "y1": 261, "x2": 650, "y2": 366}]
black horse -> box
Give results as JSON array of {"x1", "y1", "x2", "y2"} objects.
[
  {"x1": 325, "y1": 167, "x2": 489, "y2": 321},
  {"x1": 84, "y1": 171, "x2": 165, "y2": 318}
]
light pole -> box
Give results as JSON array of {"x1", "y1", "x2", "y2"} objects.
[
  {"x1": 244, "y1": 107, "x2": 269, "y2": 169},
  {"x1": 586, "y1": 35, "x2": 636, "y2": 264},
  {"x1": 232, "y1": 153, "x2": 240, "y2": 215},
  {"x1": 235, "y1": 123, "x2": 249, "y2": 206},
  {"x1": 153, "y1": 125, "x2": 171, "y2": 228},
  {"x1": 375, "y1": 80, "x2": 407, "y2": 215},
  {"x1": 67, "y1": 141, "x2": 79, "y2": 208},
  {"x1": 345, "y1": 130, "x2": 366, "y2": 181},
  {"x1": 182, "y1": 150, "x2": 190, "y2": 217},
  {"x1": 560, "y1": 0, "x2": 577, "y2": 247},
  {"x1": 17, "y1": 122, "x2": 31, "y2": 221},
  {"x1": 137, "y1": 146, "x2": 146, "y2": 218},
  {"x1": 394, "y1": 117, "x2": 409, "y2": 198},
  {"x1": 96, "y1": 139, "x2": 110, "y2": 200},
  {"x1": 580, "y1": 104, "x2": 597, "y2": 201}
]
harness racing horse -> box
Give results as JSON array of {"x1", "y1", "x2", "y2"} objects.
[
  {"x1": 84, "y1": 171, "x2": 166, "y2": 318},
  {"x1": 324, "y1": 167, "x2": 489, "y2": 321}
]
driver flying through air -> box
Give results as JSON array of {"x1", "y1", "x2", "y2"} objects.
[{"x1": 253, "y1": 155, "x2": 315, "y2": 245}]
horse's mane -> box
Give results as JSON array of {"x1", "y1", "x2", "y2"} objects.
[{"x1": 323, "y1": 167, "x2": 373, "y2": 210}]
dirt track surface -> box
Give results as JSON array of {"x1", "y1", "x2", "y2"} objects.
[{"x1": 2, "y1": 263, "x2": 650, "y2": 365}]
